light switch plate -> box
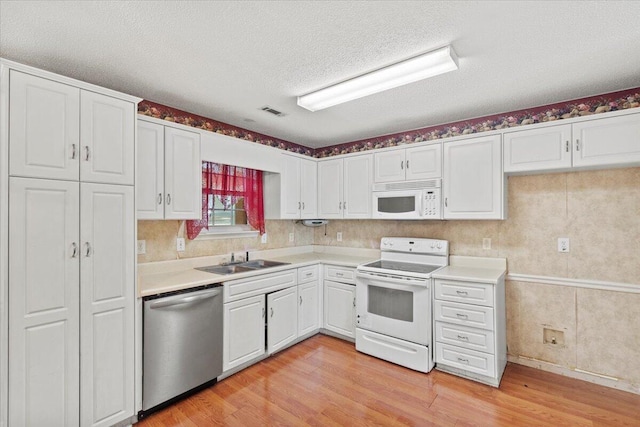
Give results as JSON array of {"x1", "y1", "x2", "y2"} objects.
[
  {"x1": 176, "y1": 237, "x2": 185, "y2": 252},
  {"x1": 482, "y1": 238, "x2": 491, "y2": 250},
  {"x1": 337, "y1": 232, "x2": 343, "y2": 242},
  {"x1": 558, "y1": 237, "x2": 570, "y2": 253},
  {"x1": 137, "y1": 240, "x2": 146, "y2": 255},
  {"x1": 289, "y1": 232, "x2": 294, "y2": 243},
  {"x1": 261, "y1": 233, "x2": 268, "y2": 244}
]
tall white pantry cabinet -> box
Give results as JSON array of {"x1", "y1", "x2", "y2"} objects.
[{"x1": 0, "y1": 59, "x2": 141, "y2": 427}]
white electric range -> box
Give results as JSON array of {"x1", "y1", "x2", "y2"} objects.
[{"x1": 355, "y1": 237, "x2": 449, "y2": 372}]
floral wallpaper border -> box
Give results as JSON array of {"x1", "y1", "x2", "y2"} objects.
[{"x1": 138, "y1": 87, "x2": 640, "y2": 159}]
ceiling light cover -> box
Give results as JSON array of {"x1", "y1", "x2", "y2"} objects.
[{"x1": 297, "y1": 45, "x2": 459, "y2": 112}]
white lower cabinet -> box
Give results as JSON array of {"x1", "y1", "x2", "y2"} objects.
[
  {"x1": 433, "y1": 265, "x2": 506, "y2": 387},
  {"x1": 223, "y1": 294, "x2": 266, "y2": 372},
  {"x1": 267, "y1": 286, "x2": 298, "y2": 354},
  {"x1": 324, "y1": 280, "x2": 356, "y2": 339},
  {"x1": 298, "y1": 266, "x2": 320, "y2": 337}
]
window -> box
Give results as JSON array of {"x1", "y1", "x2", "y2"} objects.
[{"x1": 186, "y1": 162, "x2": 265, "y2": 239}]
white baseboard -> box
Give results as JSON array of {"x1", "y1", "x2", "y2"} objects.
[{"x1": 508, "y1": 355, "x2": 640, "y2": 395}]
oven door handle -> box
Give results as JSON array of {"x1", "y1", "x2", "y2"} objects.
[{"x1": 356, "y1": 272, "x2": 428, "y2": 289}]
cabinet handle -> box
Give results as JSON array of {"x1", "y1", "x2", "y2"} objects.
[
  {"x1": 457, "y1": 335, "x2": 469, "y2": 341},
  {"x1": 338, "y1": 201, "x2": 342, "y2": 210},
  {"x1": 565, "y1": 141, "x2": 570, "y2": 152},
  {"x1": 298, "y1": 201, "x2": 301, "y2": 210},
  {"x1": 262, "y1": 307, "x2": 265, "y2": 318},
  {"x1": 406, "y1": 160, "x2": 409, "y2": 169},
  {"x1": 71, "y1": 144, "x2": 77, "y2": 160},
  {"x1": 71, "y1": 242, "x2": 78, "y2": 258},
  {"x1": 166, "y1": 194, "x2": 171, "y2": 205},
  {"x1": 456, "y1": 290, "x2": 469, "y2": 296},
  {"x1": 335, "y1": 272, "x2": 343, "y2": 277},
  {"x1": 305, "y1": 272, "x2": 312, "y2": 277},
  {"x1": 455, "y1": 313, "x2": 468, "y2": 319},
  {"x1": 353, "y1": 297, "x2": 356, "y2": 307},
  {"x1": 343, "y1": 201, "x2": 346, "y2": 210},
  {"x1": 575, "y1": 139, "x2": 580, "y2": 151},
  {"x1": 270, "y1": 307, "x2": 274, "y2": 318},
  {"x1": 84, "y1": 146, "x2": 90, "y2": 161},
  {"x1": 84, "y1": 242, "x2": 92, "y2": 257},
  {"x1": 300, "y1": 296, "x2": 303, "y2": 306},
  {"x1": 445, "y1": 198, "x2": 448, "y2": 207},
  {"x1": 157, "y1": 193, "x2": 163, "y2": 205},
  {"x1": 457, "y1": 357, "x2": 470, "y2": 364},
  {"x1": 302, "y1": 202, "x2": 305, "y2": 210},
  {"x1": 400, "y1": 160, "x2": 404, "y2": 170}
]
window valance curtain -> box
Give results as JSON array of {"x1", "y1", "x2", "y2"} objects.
[{"x1": 186, "y1": 162, "x2": 265, "y2": 239}]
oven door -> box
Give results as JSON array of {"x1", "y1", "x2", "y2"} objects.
[
  {"x1": 372, "y1": 190, "x2": 423, "y2": 219},
  {"x1": 355, "y1": 271, "x2": 431, "y2": 345}
]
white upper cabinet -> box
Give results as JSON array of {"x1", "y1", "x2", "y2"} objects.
[
  {"x1": 318, "y1": 154, "x2": 373, "y2": 219},
  {"x1": 137, "y1": 119, "x2": 201, "y2": 220},
  {"x1": 9, "y1": 70, "x2": 135, "y2": 184},
  {"x1": 9, "y1": 70, "x2": 80, "y2": 181},
  {"x1": 80, "y1": 91, "x2": 135, "y2": 185},
  {"x1": 269, "y1": 154, "x2": 317, "y2": 219},
  {"x1": 573, "y1": 113, "x2": 640, "y2": 167},
  {"x1": 504, "y1": 113, "x2": 640, "y2": 173},
  {"x1": 443, "y1": 135, "x2": 504, "y2": 220},
  {"x1": 504, "y1": 124, "x2": 572, "y2": 173},
  {"x1": 374, "y1": 144, "x2": 441, "y2": 183}
]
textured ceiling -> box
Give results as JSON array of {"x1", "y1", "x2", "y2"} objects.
[{"x1": 1, "y1": 1, "x2": 640, "y2": 148}]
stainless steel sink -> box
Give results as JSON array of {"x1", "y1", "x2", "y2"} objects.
[
  {"x1": 241, "y1": 259, "x2": 290, "y2": 269},
  {"x1": 196, "y1": 265, "x2": 255, "y2": 275},
  {"x1": 196, "y1": 259, "x2": 289, "y2": 275}
]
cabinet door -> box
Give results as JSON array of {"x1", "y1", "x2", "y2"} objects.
[
  {"x1": 317, "y1": 159, "x2": 343, "y2": 218},
  {"x1": 298, "y1": 281, "x2": 319, "y2": 336},
  {"x1": 80, "y1": 184, "x2": 134, "y2": 427},
  {"x1": 344, "y1": 154, "x2": 372, "y2": 219},
  {"x1": 300, "y1": 158, "x2": 318, "y2": 219},
  {"x1": 267, "y1": 287, "x2": 298, "y2": 354},
  {"x1": 8, "y1": 177, "x2": 80, "y2": 426},
  {"x1": 443, "y1": 135, "x2": 504, "y2": 220},
  {"x1": 405, "y1": 144, "x2": 442, "y2": 180},
  {"x1": 323, "y1": 280, "x2": 356, "y2": 339},
  {"x1": 223, "y1": 295, "x2": 266, "y2": 371},
  {"x1": 164, "y1": 127, "x2": 201, "y2": 220},
  {"x1": 573, "y1": 114, "x2": 640, "y2": 168},
  {"x1": 80, "y1": 91, "x2": 135, "y2": 185},
  {"x1": 9, "y1": 70, "x2": 80, "y2": 180},
  {"x1": 136, "y1": 121, "x2": 165, "y2": 219},
  {"x1": 374, "y1": 149, "x2": 405, "y2": 183},
  {"x1": 503, "y1": 124, "x2": 572, "y2": 173},
  {"x1": 281, "y1": 155, "x2": 301, "y2": 219}
]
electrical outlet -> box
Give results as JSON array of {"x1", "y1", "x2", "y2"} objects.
[
  {"x1": 137, "y1": 240, "x2": 146, "y2": 255},
  {"x1": 176, "y1": 237, "x2": 185, "y2": 252},
  {"x1": 289, "y1": 232, "x2": 294, "y2": 243},
  {"x1": 482, "y1": 238, "x2": 491, "y2": 250},
  {"x1": 261, "y1": 233, "x2": 268, "y2": 244},
  {"x1": 337, "y1": 232, "x2": 342, "y2": 242},
  {"x1": 558, "y1": 237, "x2": 570, "y2": 253}
]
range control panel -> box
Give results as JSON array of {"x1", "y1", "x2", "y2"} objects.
[{"x1": 380, "y1": 237, "x2": 449, "y2": 255}]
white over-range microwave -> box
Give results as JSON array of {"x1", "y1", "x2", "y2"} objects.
[{"x1": 372, "y1": 179, "x2": 442, "y2": 219}]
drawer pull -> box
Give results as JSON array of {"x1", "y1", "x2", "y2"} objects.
[
  {"x1": 456, "y1": 290, "x2": 469, "y2": 296},
  {"x1": 300, "y1": 296, "x2": 303, "y2": 306},
  {"x1": 305, "y1": 272, "x2": 312, "y2": 277},
  {"x1": 457, "y1": 357, "x2": 470, "y2": 364},
  {"x1": 455, "y1": 313, "x2": 468, "y2": 319},
  {"x1": 457, "y1": 335, "x2": 469, "y2": 341},
  {"x1": 336, "y1": 272, "x2": 344, "y2": 277}
]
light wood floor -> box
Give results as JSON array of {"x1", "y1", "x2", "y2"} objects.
[{"x1": 137, "y1": 335, "x2": 640, "y2": 426}]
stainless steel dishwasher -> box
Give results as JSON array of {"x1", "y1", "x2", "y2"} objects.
[{"x1": 141, "y1": 286, "x2": 223, "y2": 416}]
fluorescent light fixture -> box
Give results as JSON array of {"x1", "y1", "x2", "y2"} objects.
[{"x1": 297, "y1": 45, "x2": 459, "y2": 112}]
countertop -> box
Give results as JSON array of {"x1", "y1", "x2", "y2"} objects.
[
  {"x1": 432, "y1": 255, "x2": 507, "y2": 284},
  {"x1": 138, "y1": 247, "x2": 378, "y2": 297}
]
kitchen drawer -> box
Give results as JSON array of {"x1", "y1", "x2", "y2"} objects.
[
  {"x1": 436, "y1": 343, "x2": 496, "y2": 378},
  {"x1": 434, "y1": 300, "x2": 494, "y2": 331},
  {"x1": 435, "y1": 279, "x2": 494, "y2": 307},
  {"x1": 324, "y1": 265, "x2": 355, "y2": 284},
  {"x1": 435, "y1": 321, "x2": 495, "y2": 354},
  {"x1": 224, "y1": 270, "x2": 297, "y2": 302},
  {"x1": 297, "y1": 265, "x2": 319, "y2": 284}
]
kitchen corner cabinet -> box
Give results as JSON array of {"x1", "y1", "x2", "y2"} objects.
[
  {"x1": 137, "y1": 119, "x2": 201, "y2": 220},
  {"x1": 323, "y1": 265, "x2": 357, "y2": 339},
  {"x1": 318, "y1": 154, "x2": 373, "y2": 219},
  {"x1": 223, "y1": 294, "x2": 266, "y2": 371},
  {"x1": 374, "y1": 143, "x2": 442, "y2": 183},
  {"x1": 267, "y1": 154, "x2": 317, "y2": 219},
  {"x1": 443, "y1": 135, "x2": 504, "y2": 220},
  {"x1": 3, "y1": 61, "x2": 139, "y2": 427},
  {"x1": 267, "y1": 286, "x2": 298, "y2": 354},
  {"x1": 9, "y1": 70, "x2": 135, "y2": 185},
  {"x1": 504, "y1": 113, "x2": 640, "y2": 173}
]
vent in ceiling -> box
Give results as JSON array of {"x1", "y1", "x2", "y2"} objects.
[{"x1": 261, "y1": 106, "x2": 286, "y2": 117}]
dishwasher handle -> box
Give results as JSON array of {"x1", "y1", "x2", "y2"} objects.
[{"x1": 149, "y1": 288, "x2": 221, "y2": 309}]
